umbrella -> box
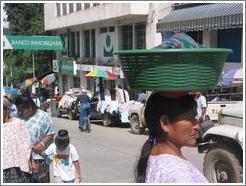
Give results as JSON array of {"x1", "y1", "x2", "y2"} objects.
[
  {"x1": 219, "y1": 68, "x2": 243, "y2": 86},
  {"x1": 85, "y1": 70, "x2": 118, "y2": 80},
  {"x1": 41, "y1": 73, "x2": 56, "y2": 85},
  {"x1": 24, "y1": 77, "x2": 36, "y2": 87}
]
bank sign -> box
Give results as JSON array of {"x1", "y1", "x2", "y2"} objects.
[{"x1": 3, "y1": 35, "x2": 64, "y2": 50}]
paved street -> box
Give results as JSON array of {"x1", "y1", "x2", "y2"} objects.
[{"x1": 50, "y1": 115, "x2": 205, "y2": 183}]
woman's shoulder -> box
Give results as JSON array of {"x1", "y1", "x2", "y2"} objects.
[
  {"x1": 148, "y1": 154, "x2": 186, "y2": 166},
  {"x1": 149, "y1": 154, "x2": 199, "y2": 170},
  {"x1": 5, "y1": 117, "x2": 26, "y2": 127},
  {"x1": 147, "y1": 154, "x2": 208, "y2": 183}
]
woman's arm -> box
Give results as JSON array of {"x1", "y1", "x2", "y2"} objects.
[
  {"x1": 40, "y1": 151, "x2": 48, "y2": 157},
  {"x1": 32, "y1": 134, "x2": 54, "y2": 153},
  {"x1": 73, "y1": 160, "x2": 81, "y2": 182},
  {"x1": 29, "y1": 154, "x2": 39, "y2": 172}
]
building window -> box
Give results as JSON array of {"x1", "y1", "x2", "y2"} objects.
[
  {"x1": 60, "y1": 33, "x2": 68, "y2": 55},
  {"x1": 93, "y1": 3, "x2": 100, "y2": 6},
  {"x1": 84, "y1": 30, "x2": 90, "y2": 57},
  {"x1": 121, "y1": 25, "x2": 133, "y2": 49},
  {"x1": 84, "y1": 3, "x2": 90, "y2": 9},
  {"x1": 135, "y1": 23, "x2": 146, "y2": 49},
  {"x1": 100, "y1": 27, "x2": 107, "y2": 33},
  {"x1": 69, "y1": 3, "x2": 74, "y2": 13},
  {"x1": 73, "y1": 77, "x2": 80, "y2": 88},
  {"x1": 70, "y1": 32, "x2": 75, "y2": 56},
  {"x1": 218, "y1": 28, "x2": 242, "y2": 62},
  {"x1": 109, "y1": 26, "x2": 115, "y2": 32},
  {"x1": 76, "y1": 31, "x2": 80, "y2": 56},
  {"x1": 91, "y1": 29, "x2": 96, "y2": 58},
  {"x1": 76, "y1": 3, "x2": 81, "y2": 11},
  {"x1": 62, "y1": 3, "x2": 67, "y2": 15},
  {"x1": 56, "y1": 3, "x2": 61, "y2": 16},
  {"x1": 62, "y1": 75, "x2": 68, "y2": 92}
]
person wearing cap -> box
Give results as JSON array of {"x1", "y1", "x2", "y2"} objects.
[
  {"x1": 75, "y1": 89, "x2": 91, "y2": 131},
  {"x1": 134, "y1": 91, "x2": 208, "y2": 183}
]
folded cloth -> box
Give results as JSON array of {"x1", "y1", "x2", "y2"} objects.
[{"x1": 155, "y1": 32, "x2": 203, "y2": 49}]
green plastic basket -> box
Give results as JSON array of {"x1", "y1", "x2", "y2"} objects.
[{"x1": 116, "y1": 48, "x2": 232, "y2": 91}]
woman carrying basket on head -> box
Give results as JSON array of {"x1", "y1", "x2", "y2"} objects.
[{"x1": 135, "y1": 91, "x2": 208, "y2": 183}]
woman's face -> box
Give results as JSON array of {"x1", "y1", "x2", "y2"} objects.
[
  {"x1": 163, "y1": 109, "x2": 200, "y2": 148},
  {"x1": 17, "y1": 105, "x2": 35, "y2": 120},
  {"x1": 166, "y1": 120, "x2": 200, "y2": 148}
]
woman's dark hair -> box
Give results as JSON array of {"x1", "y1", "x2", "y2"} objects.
[
  {"x1": 55, "y1": 129, "x2": 70, "y2": 150},
  {"x1": 134, "y1": 92, "x2": 197, "y2": 183},
  {"x1": 3, "y1": 98, "x2": 12, "y2": 120},
  {"x1": 15, "y1": 95, "x2": 38, "y2": 110}
]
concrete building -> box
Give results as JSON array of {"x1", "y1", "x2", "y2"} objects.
[
  {"x1": 44, "y1": 2, "x2": 243, "y2": 95},
  {"x1": 44, "y1": 2, "x2": 171, "y2": 94}
]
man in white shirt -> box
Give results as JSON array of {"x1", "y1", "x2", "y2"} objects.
[
  {"x1": 115, "y1": 85, "x2": 130, "y2": 123},
  {"x1": 116, "y1": 85, "x2": 129, "y2": 104},
  {"x1": 195, "y1": 90, "x2": 208, "y2": 122},
  {"x1": 195, "y1": 90, "x2": 214, "y2": 136}
]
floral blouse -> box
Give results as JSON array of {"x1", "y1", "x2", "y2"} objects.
[
  {"x1": 3, "y1": 118, "x2": 32, "y2": 173},
  {"x1": 145, "y1": 154, "x2": 208, "y2": 183}
]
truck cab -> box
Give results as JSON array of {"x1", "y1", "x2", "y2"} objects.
[{"x1": 198, "y1": 101, "x2": 243, "y2": 183}]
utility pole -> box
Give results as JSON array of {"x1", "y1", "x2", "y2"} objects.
[
  {"x1": 32, "y1": 51, "x2": 35, "y2": 78},
  {"x1": 10, "y1": 65, "x2": 13, "y2": 87}
]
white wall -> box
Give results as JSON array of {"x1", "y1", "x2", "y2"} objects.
[
  {"x1": 146, "y1": 3, "x2": 171, "y2": 48},
  {"x1": 203, "y1": 30, "x2": 217, "y2": 48},
  {"x1": 44, "y1": 3, "x2": 149, "y2": 31}
]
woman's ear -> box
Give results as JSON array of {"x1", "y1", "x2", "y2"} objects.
[{"x1": 160, "y1": 115, "x2": 169, "y2": 133}]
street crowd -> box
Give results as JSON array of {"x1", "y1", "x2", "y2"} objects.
[{"x1": 3, "y1": 80, "x2": 212, "y2": 184}]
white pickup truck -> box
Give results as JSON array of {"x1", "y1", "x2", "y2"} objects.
[
  {"x1": 207, "y1": 101, "x2": 240, "y2": 121},
  {"x1": 198, "y1": 101, "x2": 243, "y2": 183}
]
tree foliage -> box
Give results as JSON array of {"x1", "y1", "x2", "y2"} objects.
[{"x1": 3, "y1": 3, "x2": 54, "y2": 87}]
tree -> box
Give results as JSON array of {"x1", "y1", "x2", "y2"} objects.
[{"x1": 3, "y1": 3, "x2": 55, "y2": 87}]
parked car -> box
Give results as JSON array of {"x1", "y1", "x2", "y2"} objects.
[
  {"x1": 128, "y1": 101, "x2": 146, "y2": 134},
  {"x1": 56, "y1": 88, "x2": 91, "y2": 120},
  {"x1": 207, "y1": 101, "x2": 240, "y2": 121},
  {"x1": 56, "y1": 93, "x2": 79, "y2": 120},
  {"x1": 128, "y1": 91, "x2": 151, "y2": 134},
  {"x1": 198, "y1": 101, "x2": 243, "y2": 183},
  {"x1": 57, "y1": 90, "x2": 130, "y2": 127},
  {"x1": 89, "y1": 91, "x2": 120, "y2": 126}
]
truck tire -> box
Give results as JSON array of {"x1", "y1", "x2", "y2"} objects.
[
  {"x1": 102, "y1": 113, "x2": 112, "y2": 127},
  {"x1": 57, "y1": 110, "x2": 62, "y2": 118},
  {"x1": 68, "y1": 110, "x2": 75, "y2": 120},
  {"x1": 204, "y1": 147, "x2": 242, "y2": 183},
  {"x1": 130, "y1": 114, "x2": 145, "y2": 134}
]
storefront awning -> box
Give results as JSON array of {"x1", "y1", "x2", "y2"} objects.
[{"x1": 157, "y1": 3, "x2": 243, "y2": 32}]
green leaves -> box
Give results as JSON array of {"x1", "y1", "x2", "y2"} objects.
[{"x1": 3, "y1": 3, "x2": 55, "y2": 86}]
